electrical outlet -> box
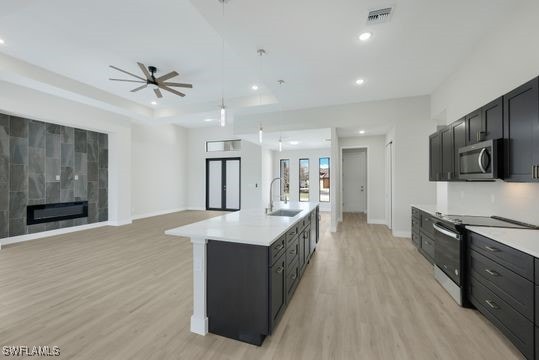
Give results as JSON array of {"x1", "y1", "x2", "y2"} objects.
[
  {"x1": 74, "y1": 175, "x2": 79, "y2": 180},
  {"x1": 56, "y1": 175, "x2": 60, "y2": 181}
]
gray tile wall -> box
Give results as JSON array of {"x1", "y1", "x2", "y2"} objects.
[{"x1": 0, "y1": 112, "x2": 108, "y2": 239}]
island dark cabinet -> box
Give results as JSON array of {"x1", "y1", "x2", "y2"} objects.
[
  {"x1": 503, "y1": 77, "x2": 539, "y2": 182},
  {"x1": 429, "y1": 132, "x2": 442, "y2": 181},
  {"x1": 270, "y1": 253, "x2": 286, "y2": 329},
  {"x1": 206, "y1": 206, "x2": 319, "y2": 346}
]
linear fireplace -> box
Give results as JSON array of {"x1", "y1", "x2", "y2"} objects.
[{"x1": 27, "y1": 202, "x2": 89, "y2": 225}]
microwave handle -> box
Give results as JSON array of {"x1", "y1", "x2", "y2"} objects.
[{"x1": 478, "y1": 148, "x2": 487, "y2": 173}]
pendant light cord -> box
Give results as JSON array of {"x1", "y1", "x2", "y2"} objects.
[{"x1": 221, "y1": 0, "x2": 225, "y2": 107}]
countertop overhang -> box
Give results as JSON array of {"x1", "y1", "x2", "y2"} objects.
[{"x1": 165, "y1": 201, "x2": 319, "y2": 246}]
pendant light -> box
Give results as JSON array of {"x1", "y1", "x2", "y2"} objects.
[
  {"x1": 259, "y1": 125, "x2": 263, "y2": 144},
  {"x1": 279, "y1": 136, "x2": 283, "y2": 152},
  {"x1": 219, "y1": 0, "x2": 227, "y2": 127}
]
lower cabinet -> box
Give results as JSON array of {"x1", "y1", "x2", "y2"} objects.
[
  {"x1": 206, "y1": 207, "x2": 319, "y2": 346},
  {"x1": 411, "y1": 207, "x2": 435, "y2": 261},
  {"x1": 419, "y1": 233, "x2": 435, "y2": 264},
  {"x1": 466, "y1": 230, "x2": 536, "y2": 359}
]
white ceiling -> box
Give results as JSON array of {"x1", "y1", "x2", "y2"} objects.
[
  {"x1": 0, "y1": 0, "x2": 518, "y2": 128},
  {"x1": 242, "y1": 128, "x2": 331, "y2": 151}
]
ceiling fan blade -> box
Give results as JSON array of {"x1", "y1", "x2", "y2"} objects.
[
  {"x1": 154, "y1": 88, "x2": 163, "y2": 98},
  {"x1": 160, "y1": 85, "x2": 185, "y2": 97},
  {"x1": 109, "y1": 78, "x2": 146, "y2": 83},
  {"x1": 156, "y1": 71, "x2": 179, "y2": 82},
  {"x1": 162, "y1": 82, "x2": 193, "y2": 89},
  {"x1": 130, "y1": 84, "x2": 148, "y2": 92},
  {"x1": 137, "y1": 62, "x2": 151, "y2": 80},
  {"x1": 109, "y1": 65, "x2": 146, "y2": 81}
]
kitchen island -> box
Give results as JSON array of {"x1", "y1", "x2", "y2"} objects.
[{"x1": 165, "y1": 202, "x2": 320, "y2": 345}]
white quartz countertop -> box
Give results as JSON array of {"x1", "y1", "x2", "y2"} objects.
[
  {"x1": 165, "y1": 201, "x2": 319, "y2": 246},
  {"x1": 411, "y1": 204, "x2": 439, "y2": 216},
  {"x1": 466, "y1": 226, "x2": 539, "y2": 258}
]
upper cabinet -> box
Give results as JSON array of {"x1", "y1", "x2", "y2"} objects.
[
  {"x1": 503, "y1": 77, "x2": 539, "y2": 182},
  {"x1": 429, "y1": 132, "x2": 442, "y2": 181},
  {"x1": 429, "y1": 76, "x2": 539, "y2": 183}
]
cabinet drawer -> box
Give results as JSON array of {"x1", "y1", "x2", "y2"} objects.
[
  {"x1": 420, "y1": 213, "x2": 435, "y2": 235},
  {"x1": 286, "y1": 237, "x2": 299, "y2": 267},
  {"x1": 469, "y1": 276, "x2": 534, "y2": 359},
  {"x1": 286, "y1": 259, "x2": 300, "y2": 302},
  {"x1": 286, "y1": 226, "x2": 298, "y2": 244},
  {"x1": 536, "y1": 286, "x2": 539, "y2": 324},
  {"x1": 269, "y1": 235, "x2": 286, "y2": 266},
  {"x1": 420, "y1": 233, "x2": 435, "y2": 259},
  {"x1": 469, "y1": 249, "x2": 533, "y2": 320},
  {"x1": 411, "y1": 217, "x2": 420, "y2": 230},
  {"x1": 412, "y1": 207, "x2": 420, "y2": 219},
  {"x1": 535, "y1": 258, "x2": 539, "y2": 283},
  {"x1": 469, "y1": 231, "x2": 534, "y2": 281}
]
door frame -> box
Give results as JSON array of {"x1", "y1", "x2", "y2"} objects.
[
  {"x1": 339, "y1": 146, "x2": 369, "y2": 223},
  {"x1": 205, "y1": 157, "x2": 241, "y2": 211}
]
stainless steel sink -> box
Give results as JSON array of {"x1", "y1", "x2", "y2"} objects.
[{"x1": 268, "y1": 209, "x2": 302, "y2": 217}]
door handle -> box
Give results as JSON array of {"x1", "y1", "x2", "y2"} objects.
[
  {"x1": 485, "y1": 269, "x2": 499, "y2": 276},
  {"x1": 485, "y1": 299, "x2": 499, "y2": 309}
]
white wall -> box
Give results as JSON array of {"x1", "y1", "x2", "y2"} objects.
[
  {"x1": 272, "y1": 148, "x2": 331, "y2": 212},
  {"x1": 431, "y1": 1, "x2": 539, "y2": 225},
  {"x1": 186, "y1": 126, "x2": 263, "y2": 210},
  {"x1": 339, "y1": 136, "x2": 386, "y2": 225},
  {"x1": 131, "y1": 123, "x2": 188, "y2": 218},
  {"x1": 0, "y1": 80, "x2": 133, "y2": 226}
]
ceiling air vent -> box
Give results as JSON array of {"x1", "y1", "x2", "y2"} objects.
[{"x1": 367, "y1": 7, "x2": 393, "y2": 24}]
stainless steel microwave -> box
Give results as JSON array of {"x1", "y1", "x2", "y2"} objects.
[{"x1": 458, "y1": 139, "x2": 502, "y2": 180}]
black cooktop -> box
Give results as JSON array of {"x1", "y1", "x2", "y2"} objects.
[{"x1": 435, "y1": 214, "x2": 538, "y2": 229}]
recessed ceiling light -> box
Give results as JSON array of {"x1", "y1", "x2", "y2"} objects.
[
  {"x1": 151, "y1": 101, "x2": 157, "y2": 105},
  {"x1": 251, "y1": 84, "x2": 259, "y2": 91},
  {"x1": 204, "y1": 118, "x2": 214, "y2": 122},
  {"x1": 359, "y1": 32, "x2": 372, "y2": 41},
  {"x1": 359, "y1": 130, "x2": 366, "y2": 134},
  {"x1": 356, "y1": 78, "x2": 365, "y2": 85},
  {"x1": 289, "y1": 141, "x2": 299, "y2": 145}
]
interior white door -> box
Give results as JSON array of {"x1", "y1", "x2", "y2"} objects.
[
  {"x1": 385, "y1": 142, "x2": 393, "y2": 229},
  {"x1": 342, "y1": 149, "x2": 367, "y2": 213},
  {"x1": 225, "y1": 159, "x2": 240, "y2": 210},
  {"x1": 208, "y1": 160, "x2": 223, "y2": 209}
]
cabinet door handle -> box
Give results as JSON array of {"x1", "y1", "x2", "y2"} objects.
[
  {"x1": 484, "y1": 245, "x2": 499, "y2": 252},
  {"x1": 275, "y1": 243, "x2": 284, "y2": 251},
  {"x1": 291, "y1": 273, "x2": 297, "y2": 280},
  {"x1": 485, "y1": 299, "x2": 499, "y2": 309},
  {"x1": 485, "y1": 269, "x2": 499, "y2": 276},
  {"x1": 289, "y1": 249, "x2": 296, "y2": 255},
  {"x1": 533, "y1": 165, "x2": 539, "y2": 179},
  {"x1": 276, "y1": 266, "x2": 284, "y2": 274}
]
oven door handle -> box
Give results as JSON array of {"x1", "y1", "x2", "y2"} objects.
[
  {"x1": 433, "y1": 223, "x2": 461, "y2": 240},
  {"x1": 478, "y1": 148, "x2": 488, "y2": 173}
]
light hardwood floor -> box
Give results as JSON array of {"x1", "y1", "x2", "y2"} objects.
[{"x1": 0, "y1": 212, "x2": 523, "y2": 360}]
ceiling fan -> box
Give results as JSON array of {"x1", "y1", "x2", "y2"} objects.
[{"x1": 109, "y1": 62, "x2": 193, "y2": 98}]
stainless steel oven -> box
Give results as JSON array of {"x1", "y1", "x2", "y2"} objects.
[
  {"x1": 458, "y1": 139, "x2": 502, "y2": 180},
  {"x1": 433, "y1": 222, "x2": 464, "y2": 305}
]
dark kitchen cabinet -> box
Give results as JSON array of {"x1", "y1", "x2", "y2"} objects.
[
  {"x1": 270, "y1": 254, "x2": 286, "y2": 329},
  {"x1": 503, "y1": 77, "x2": 539, "y2": 182},
  {"x1": 429, "y1": 132, "x2": 442, "y2": 181},
  {"x1": 466, "y1": 109, "x2": 483, "y2": 145},
  {"x1": 452, "y1": 118, "x2": 466, "y2": 177},
  {"x1": 206, "y1": 207, "x2": 319, "y2": 346},
  {"x1": 441, "y1": 126, "x2": 454, "y2": 181},
  {"x1": 482, "y1": 97, "x2": 504, "y2": 141}
]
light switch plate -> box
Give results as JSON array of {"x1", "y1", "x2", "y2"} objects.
[
  {"x1": 56, "y1": 175, "x2": 60, "y2": 181},
  {"x1": 74, "y1": 175, "x2": 79, "y2": 180}
]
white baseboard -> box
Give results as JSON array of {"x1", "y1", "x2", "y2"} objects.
[
  {"x1": 187, "y1": 206, "x2": 206, "y2": 211},
  {"x1": 131, "y1": 208, "x2": 186, "y2": 220},
  {"x1": 367, "y1": 218, "x2": 386, "y2": 225},
  {"x1": 393, "y1": 230, "x2": 411, "y2": 238},
  {"x1": 0, "y1": 221, "x2": 110, "y2": 247},
  {"x1": 108, "y1": 219, "x2": 133, "y2": 226}
]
